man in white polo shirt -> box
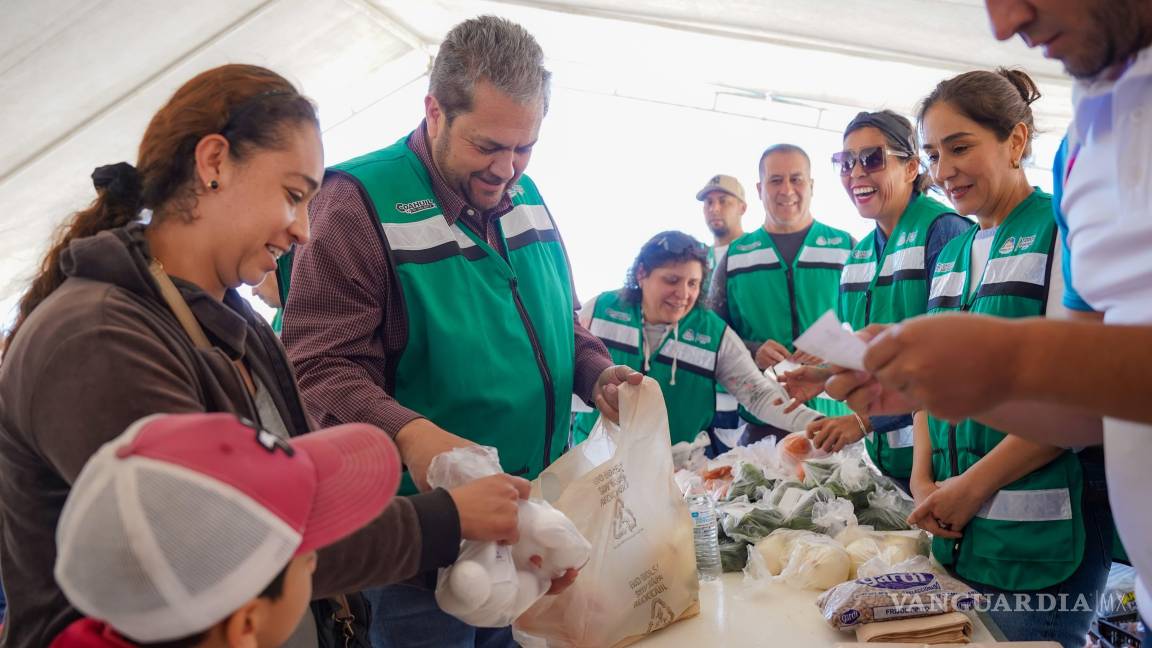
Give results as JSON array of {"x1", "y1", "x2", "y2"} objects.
[{"x1": 818, "y1": 0, "x2": 1152, "y2": 636}]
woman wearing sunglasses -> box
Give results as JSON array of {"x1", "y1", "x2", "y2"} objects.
[
  {"x1": 909, "y1": 69, "x2": 1110, "y2": 646},
  {"x1": 805, "y1": 112, "x2": 970, "y2": 489},
  {"x1": 571, "y1": 231, "x2": 823, "y2": 446}
]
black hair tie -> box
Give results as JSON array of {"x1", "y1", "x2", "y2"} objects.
[{"x1": 91, "y1": 162, "x2": 142, "y2": 211}]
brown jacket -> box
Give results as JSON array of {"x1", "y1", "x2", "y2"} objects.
[{"x1": 0, "y1": 225, "x2": 459, "y2": 648}]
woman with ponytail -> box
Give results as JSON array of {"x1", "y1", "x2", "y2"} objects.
[
  {"x1": 0, "y1": 65, "x2": 497, "y2": 648},
  {"x1": 906, "y1": 68, "x2": 1112, "y2": 646}
]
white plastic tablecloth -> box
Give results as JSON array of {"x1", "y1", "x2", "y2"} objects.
[{"x1": 635, "y1": 573, "x2": 1000, "y2": 646}]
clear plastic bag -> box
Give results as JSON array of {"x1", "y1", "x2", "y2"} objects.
[{"x1": 429, "y1": 446, "x2": 591, "y2": 628}]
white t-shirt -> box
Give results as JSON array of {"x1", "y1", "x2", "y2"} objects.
[
  {"x1": 968, "y1": 226, "x2": 997, "y2": 295},
  {"x1": 1062, "y1": 46, "x2": 1152, "y2": 622}
]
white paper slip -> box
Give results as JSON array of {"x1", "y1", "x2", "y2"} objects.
[
  {"x1": 793, "y1": 310, "x2": 866, "y2": 370},
  {"x1": 768, "y1": 358, "x2": 802, "y2": 380}
]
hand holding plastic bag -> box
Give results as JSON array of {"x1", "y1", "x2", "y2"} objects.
[{"x1": 429, "y1": 447, "x2": 590, "y2": 627}]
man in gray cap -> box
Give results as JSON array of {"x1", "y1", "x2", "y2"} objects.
[
  {"x1": 696, "y1": 174, "x2": 747, "y2": 454},
  {"x1": 696, "y1": 174, "x2": 747, "y2": 272}
]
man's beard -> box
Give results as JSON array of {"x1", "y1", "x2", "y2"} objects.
[
  {"x1": 707, "y1": 222, "x2": 729, "y2": 238},
  {"x1": 1067, "y1": 0, "x2": 1152, "y2": 79},
  {"x1": 432, "y1": 129, "x2": 503, "y2": 209}
]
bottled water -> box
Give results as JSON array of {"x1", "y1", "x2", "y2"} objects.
[{"x1": 685, "y1": 484, "x2": 721, "y2": 581}]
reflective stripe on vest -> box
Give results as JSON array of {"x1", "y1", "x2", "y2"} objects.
[
  {"x1": 502, "y1": 204, "x2": 559, "y2": 250},
  {"x1": 716, "y1": 391, "x2": 738, "y2": 412},
  {"x1": 658, "y1": 338, "x2": 718, "y2": 375},
  {"x1": 589, "y1": 317, "x2": 640, "y2": 352},
  {"x1": 975, "y1": 488, "x2": 1073, "y2": 522},
  {"x1": 886, "y1": 425, "x2": 915, "y2": 449},
  {"x1": 797, "y1": 246, "x2": 850, "y2": 268},
  {"x1": 877, "y1": 245, "x2": 926, "y2": 285},
  {"x1": 840, "y1": 260, "x2": 877, "y2": 290},
  {"x1": 928, "y1": 271, "x2": 966, "y2": 309},
  {"x1": 978, "y1": 251, "x2": 1048, "y2": 300},
  {"x1": 727, "y1": 246, "x2": 781, "y2": 274}
]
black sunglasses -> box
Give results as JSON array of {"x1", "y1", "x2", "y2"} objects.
[{"x1": 831, "y1": 146, "x2": 911, "y2": 176}]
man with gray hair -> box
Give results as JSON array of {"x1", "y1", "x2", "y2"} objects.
[{"x1": 282, "y1": 15, "x2": 638, "y2": 648}]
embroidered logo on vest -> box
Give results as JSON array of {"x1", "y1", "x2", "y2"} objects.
[
  {"x1": 999, "y1": 237, "x2": 1017, "y2": 255},
  {"x1": 1017, "y1": 235, "x2": 1036, "y2": 251},
  {"x1": 825, "y1": 236, "x2": 844, "y2": 245},
  {"x1": 735, "y1": 241, "x2": 762, "y2": 252},
  {"x1": 682, "y1": 329, "x2": 711, "y2": 345},
  {"x1": 853, "y1": 249, "x2": 872, "y2": 260},
  {"x1": 935, "y1": 261, "x2": 955, "y2": 273},
  {"x1": 605, "y1": 308, "x2": 632, "y2": 322},
  {"x1": 507, "y1": 183, "x2": 525, "y2": 199},
  {"x1": 395, "y1": 199, "x2": 436, "y2": 214}
]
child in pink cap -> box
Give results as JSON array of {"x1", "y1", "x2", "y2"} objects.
[{"x1": 49, "y1": 413, "x2": 401, "y2": 648}]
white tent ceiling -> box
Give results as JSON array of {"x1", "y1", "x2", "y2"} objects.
[{"x1": 0, "y1": 0, "x2": 1069, "y2": 316}]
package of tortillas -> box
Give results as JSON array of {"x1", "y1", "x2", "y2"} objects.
[{"x1": 817, "y1": 556, "x2": 981, "y2": 630}]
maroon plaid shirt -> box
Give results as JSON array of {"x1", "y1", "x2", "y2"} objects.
[{"x1": 282, "y1": 122, "x2": 611, "y2": 437}]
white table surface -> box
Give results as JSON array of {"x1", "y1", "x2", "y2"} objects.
[{"x1": 635, "y1": 573, "x2": 999, "y2": 646}]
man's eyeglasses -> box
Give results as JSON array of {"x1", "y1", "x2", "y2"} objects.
[{"x1": 831, "y1": 147, "x2": 911, "y2": 176}]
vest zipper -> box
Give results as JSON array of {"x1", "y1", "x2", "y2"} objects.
[
  {"x1": 946, "y1": 421, "x2": 965, "y2": 557},
  {"x1": 947, "y1": 423, "x2": 960, "y2": 477},
  {"x1": 784, "y1": 266, "x2": 800, "y2": 342},
  {"x1": 863, "y1": 289, "x2": 873, "y2": 326},
  {"x1": 509, "y1": 277, "x2": 557, "y2": 470}
]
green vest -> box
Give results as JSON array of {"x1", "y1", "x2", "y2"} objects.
[
  {"x1": 725, "y1": 221, "x2": 853, "y2": 418},
  {"x1": 333, "y1": 137, "x2": 576, "y2": 495},
  {"x1": 572, "y1": 292, "x2": 725, "y2": 446},
  {"x1": 838, "y1": 193, "x2": 959, "y2": 478},
  {"x1": 926, "y1": 190, "x2": 1084, "y2": 591}
]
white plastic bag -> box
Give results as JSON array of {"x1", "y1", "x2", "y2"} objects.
[
  {"x1": 429, "y1": 446, "x2": 590, "y2": 627},
  {"x1": 670, "y1": 430, "x2": 711, "y2": 472},
  {"x1": 515, "y1": 378, "x2": 699, "y2": 647}
]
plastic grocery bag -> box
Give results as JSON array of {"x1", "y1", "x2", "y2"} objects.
[
  {"x1": 427, "y1": 446, "x2": 590, "y2": 628},
  {"x1": 514, "y1": 378, "x2": 700, "y2": 647}
]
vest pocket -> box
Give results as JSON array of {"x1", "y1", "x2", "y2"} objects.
[
  {"x1": 959, "y1": 514, "x2": 1080, "y2": 591},
  {"x1": 967, "y1": 514, "x2": 1074, "y2": 563}
]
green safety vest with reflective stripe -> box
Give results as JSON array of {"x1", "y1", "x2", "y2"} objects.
[
  {"x1": 725, "y1": 221, "x2": 853, "y2": 418},
  {"x1": 332, "y1": 136, "x2": 576, "y2": 496},
  {"x1": 838, "y1": 193, "x2": 959, "y2": 478},
  {"x1": 926, "y1": 190, "x2": 1084, "y2": 591},
  {"x1": 572, "y1": 291, "x2": 725, "y2": 445}
]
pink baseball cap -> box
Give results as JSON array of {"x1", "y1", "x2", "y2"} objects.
[{"x1": 54, "y1": 413, "x2": 401, "y2": 643}]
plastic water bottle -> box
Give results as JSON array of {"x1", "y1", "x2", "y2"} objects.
[{"x1": 685, "y1": 483, "x2": 721, "y2": 581}]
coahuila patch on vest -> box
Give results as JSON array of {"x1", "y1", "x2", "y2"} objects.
[
  {"x1": 853, "y1": 249, "x2": 872, "y2": 259},
  {"x1": 681, "y1": 329, "x2": 711, "y2": 345},
  {"x1": 506, "y1": 183, "x2": 525, "y2": 198},
  {"x1": 605, "y1": 307, "x2": 632, "y2": 322},
  {"x1": 935, "y1": 261, "x2": 955, "y2": 273},
  {"x1": 395, "y1": 199, "x2": 436, "y2": 214},
  {"x1": 1017, "y1": 235, "x2": 1036, "y2": 251},
  {"x1": 735, "y1": 241, "x2": 762, "y2": 252},
  {"x1": 999, "y1": 237, "x2": 1017, "y2": 254}
]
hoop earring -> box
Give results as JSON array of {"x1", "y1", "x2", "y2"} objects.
[{"x1": 209, "y1": 179, "x2": 219, "y2": 190}]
